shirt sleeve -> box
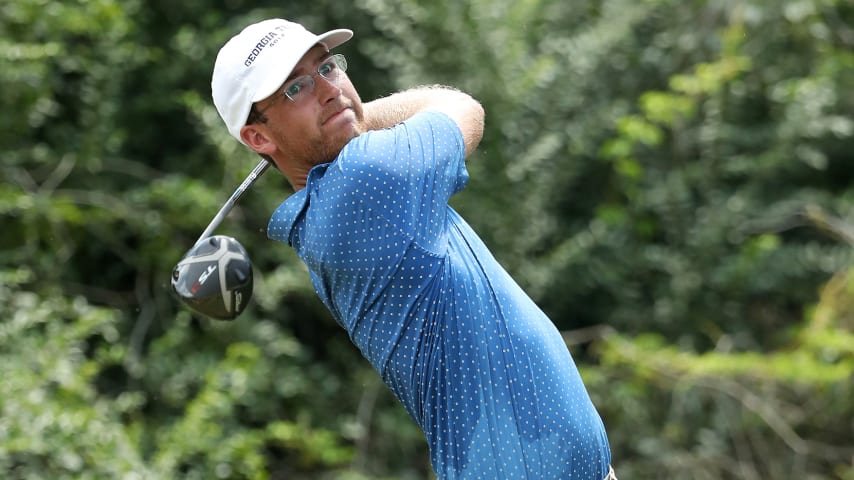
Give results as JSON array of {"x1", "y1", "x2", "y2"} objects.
[{"x1": 332, "y1": 111, "x2": 469, "y2": 253}]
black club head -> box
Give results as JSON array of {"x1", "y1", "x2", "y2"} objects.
[{"x1": 171, "y1": 235, "x2": 253, "y2": 320}]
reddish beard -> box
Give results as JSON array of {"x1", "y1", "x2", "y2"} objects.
[{"x1": 308, "y1": 102, "x2": 365, "y2": 165}]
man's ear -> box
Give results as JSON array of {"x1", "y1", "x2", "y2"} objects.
[{"x1": 240, "y1": 124, "x2": 277, "y2": 156}]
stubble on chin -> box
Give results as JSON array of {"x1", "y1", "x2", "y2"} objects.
[
  {"x1": 327, "y1": 105, "x2": 367, "y2": 160},
  {"x1": 313, "y1": 125, "x2": 359, "y2": 165},
  {"x1": 315, "y1": 139, "x2": 347, "y2": 165},
  {"x1": 291, "y1": 100, "x2": 366, "y2": 167}
]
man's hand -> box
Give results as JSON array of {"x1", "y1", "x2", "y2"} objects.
[{"x1": 362, "y1": 85, "x2": 484, "y2": 157}]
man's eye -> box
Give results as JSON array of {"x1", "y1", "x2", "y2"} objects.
[
  {"x1": 318, "y1": 61, "x2": 335, "y2": 77},
  {"x1": 285, "y1": 79, "x2": 307, "y2": 98}
]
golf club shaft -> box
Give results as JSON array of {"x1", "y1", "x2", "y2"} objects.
[{"x1": 194, "y1": 159, "x2": 271, "y2": 247}]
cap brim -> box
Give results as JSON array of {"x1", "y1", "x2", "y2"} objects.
[{"x1": 317, "y1": 29, "x2": 353, "y2": 52}]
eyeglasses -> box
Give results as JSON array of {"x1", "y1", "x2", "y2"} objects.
[{"x1": 255, "y1": 53, "x2": 348, "y2": 117}]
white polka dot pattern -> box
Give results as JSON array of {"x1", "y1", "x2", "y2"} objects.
[{"x1": 268, "y1": 112, "x2": 610, "y2": 479}]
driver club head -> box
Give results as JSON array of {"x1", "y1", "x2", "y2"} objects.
[{"x1": 171, "y1": 235, "x2": 253, "y2": 320}]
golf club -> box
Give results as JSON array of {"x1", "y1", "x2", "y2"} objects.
[{"x1": 171, "y1": 159, "x2": 271, "y2": 319}]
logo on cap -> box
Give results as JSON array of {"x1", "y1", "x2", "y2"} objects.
[{"x1": 244, "y1": 24, "x2": 293, "y2": 67}]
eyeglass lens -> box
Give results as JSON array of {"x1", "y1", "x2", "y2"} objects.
[{"x1": 284, "y1": 54, "x2": 347, "y2": 103}]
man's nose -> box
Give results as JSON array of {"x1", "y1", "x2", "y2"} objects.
[{"x1": 316, "y1": 75, "x2": 341, "y2": 103}]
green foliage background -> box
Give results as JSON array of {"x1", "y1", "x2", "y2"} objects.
[{"x1": 1, "y1": 0, "x2": 852, "y2": 478}]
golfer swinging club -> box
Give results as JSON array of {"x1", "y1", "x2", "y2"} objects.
[{"x1": 212, "y1": 18, "x2": 616, "y2": 480}]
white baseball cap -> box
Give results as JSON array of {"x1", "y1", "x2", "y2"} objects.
[{"x1": 212, "y1": 18, "x2": 353, "y2": 142}]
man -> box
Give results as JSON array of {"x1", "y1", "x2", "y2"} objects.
[{"x1": 212, "y1": 18, "x2": 615, "y2": 480}]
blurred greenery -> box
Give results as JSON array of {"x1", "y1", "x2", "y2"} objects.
[{"x1": 1, "y1": 0, "x2": 852, "y2": 478}]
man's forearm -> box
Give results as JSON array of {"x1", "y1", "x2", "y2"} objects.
[
  {"x1": 361, "y1": 85, "x2": 485, "y2": 156},
  {"x1": 362, "y1": 85, "x2": 458, "y2": 130}
]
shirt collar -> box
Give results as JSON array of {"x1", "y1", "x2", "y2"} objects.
[{"x1": 267, "y1": 162, "x2": 331, "y2": 246}]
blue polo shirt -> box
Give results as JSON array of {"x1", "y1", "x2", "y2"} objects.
[{"x1": 267, "y1": 111, "x2": 610, "y2": 479}]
